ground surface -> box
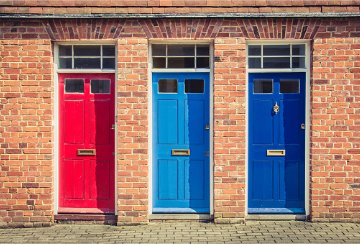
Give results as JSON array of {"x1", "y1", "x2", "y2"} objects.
[{"x1": 0, "y1": 221, "x2": 360, "y2": 243}]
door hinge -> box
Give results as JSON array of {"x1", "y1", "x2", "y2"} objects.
[
  {"x1": 204, "y1": 151, "x2": 209, "y2": 157},
  {"x1": 111, "y1": 124, "x2": 116, "y2": 130}
]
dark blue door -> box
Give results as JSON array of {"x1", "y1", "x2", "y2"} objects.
[
  {"x1": 152, "y1": 72, "x2": 210, "y2": 213},
  {"x1": 248, "y1": 73, "x2": 306, "y2": 214}
]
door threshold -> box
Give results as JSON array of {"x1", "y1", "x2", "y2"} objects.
[
  {"x1": 246, "y1": 214, "x2": 308, "y2": 221},
  {"x1": 149, "y1": 214, "x2": 212, "y2": 221}
]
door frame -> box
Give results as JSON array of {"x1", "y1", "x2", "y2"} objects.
[
  {"x1": 148, "y1": 40, "x2": 214, "y2": 215},
  {"x1": 245, "y1": 40, "x2": 311, "y2": 217},
  {"x1": 53, "y1": 41, "x2": 118, "y2": 215}
]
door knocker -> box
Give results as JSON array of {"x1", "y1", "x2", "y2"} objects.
[{"x1": 273, "y1": 102, "x2": 280, "y2": 114}]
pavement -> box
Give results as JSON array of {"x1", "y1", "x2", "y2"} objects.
[{"x1": 0, "y1": 221, "x2": 360, "y2": 243}]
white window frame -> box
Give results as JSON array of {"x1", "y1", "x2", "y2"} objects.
[
  {"x1": 151, "y1": 42, "x2": 211, "y2": 72},
  {"x1": 56, "y1": 43, "x2": 116, "y2": 72},
  {"x1": 247, "y1": 42, "x2": 307, "y2": 72}
]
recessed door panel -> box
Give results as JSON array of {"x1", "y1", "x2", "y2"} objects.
[
  {"x1": 185, "y1": 160, "x2": 205, "y2": 200},
  {"x1": 59, "y1": 73, "x2": 115, "y2": 213},
  {"x1": 158, "y1": 159, "x2": 178, "y2": 200},
  {"x1": 63, "y1": 160, "x2": 85, "y2": 200},
  {"x1": 88, "y1": 160, "x2": 111, "y2": 200},
  {"x1": 248, "y1": 72, "x2": 305, "y2": 214},
  {"x1": 158, "y1": 100, "x2": 178, "y2": 144},
  {"x1": 64, "y1": 101, "x2": 84, "y2": 144},
  {"x1": 279, "y1": 99, "x2": 302, "y2": 145},
  {"x1": 252, "y1": 99, "x2": 274, "y2": 145},
  {"x1": 185, "y1": 100, "x2": 204, "y2": 145},
  {"x1": 89, "y1": 99, "x2": 111, "y2": 145},
  {"x1": 153, "y1": 72, "x2": 210, "y2": 213},
  {"x1": 251, "y1": 160, "x2": 274, "y2": 201}
]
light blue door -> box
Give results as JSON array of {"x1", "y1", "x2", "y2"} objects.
[
  {"x1": 248, "y1": 72, "x2": 306, "y2": 214},
  {"x1": 152, "y1": 72, "x2": 210, "y2": 213}
]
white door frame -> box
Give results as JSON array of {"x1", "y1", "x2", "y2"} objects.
[
  {"x1": 245, "y1": 40, "x2": 311, "y2": 217},
  {"x1": 148, "y1": 40, "x2": 214, "y2": 215},
  {"x1": 53, "y1": 41, "x2": 117, "y2": 215}
]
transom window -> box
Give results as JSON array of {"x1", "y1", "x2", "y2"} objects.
[
  {"x1": 59, "y1": 45, "x2": 116, "y2": 70},
  {"x1": 248, "y1": 44, "x2": 306, "y2": 69},
  {"x1": 152, "y1": 44, "x2": 210, "y2": 69}
]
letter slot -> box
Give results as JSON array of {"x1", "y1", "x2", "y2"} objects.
[
  {"x1": 77, "y1": 149, "x2": 96, "y2": 156},
  {"x1": 171, "y1": 149, "x2": 190, "y2": 156},
  {"x1": 266, "y1": 150, "x2": 285, "y2": 156}
]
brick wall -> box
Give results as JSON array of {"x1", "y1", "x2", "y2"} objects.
[
  {"x1": 0, "y1": 17, "x2": 360, "y2": 226},
  {"x1": 311, "y1": 22, "x2": 360, "y2": 221},
  {"x1": 117, "y1": 39, "x2": 149, "y2": 224},
  {"x1": 0, "y1": 39, "x2": 53, "y2": 227},
  {"x1": 213, "y1": 38, "x2": 246, "y2": 223}
]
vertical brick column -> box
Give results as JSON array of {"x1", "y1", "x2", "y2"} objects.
[
  {"x1": 311, "y1": 37, "x2": 360, "y2": 222},
  {"x1": 0, "y1": 40, "x2": 53, "y2": 227},
  {"x1": 116, "y1": 38, "x2": 149, "y2": 224},
  {"x1": 213, "y1": 38, "x2": 247, "y2": 223}
]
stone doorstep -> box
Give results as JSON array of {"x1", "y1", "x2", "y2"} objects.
[
  {"x1": 149, "y1": 214, "x2": 213, "y2": 222},
  {"x1": 54, "y1": 214, "x2": 117, "y2": 225},
  {"x1": 245, "y1": 214, "x2": 308, "y2": 221}
]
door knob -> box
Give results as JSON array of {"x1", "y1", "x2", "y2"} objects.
[{"x1": 301, "y1": 123, "x2": 305, "y2": 130}]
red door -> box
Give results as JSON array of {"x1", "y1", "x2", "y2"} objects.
[{"x1": 59, "y1": 73, "x2": 115, "y2": 213}]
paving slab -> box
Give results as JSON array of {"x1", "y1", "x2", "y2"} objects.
[{"x1": 0, "y1": 221, "x2": 359, "y2": 243}]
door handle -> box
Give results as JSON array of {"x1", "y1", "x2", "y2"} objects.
[
  {"x1": 267, "y1": 150, "x2": 285, "y2": 156},
  {"x1": 77, "y1": 149, "x2": 96, "y2": 156},
  {"x1": 171, "y1": 149, "x2": 190, "y2": 156}
]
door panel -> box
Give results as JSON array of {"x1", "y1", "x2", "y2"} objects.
[
  {"x1": 64, "y1": 101, "x2": 85, "y2": 144},
  {"x1": 248, "y1": 73, "x2": 305, "y2": 214},
  {"x1": 251, "y1": 160, "x2": 274, "y2": 200},
  {"x1": 185, "y1": 160, "x2": 205, "y2": 200},
  {"x1": 153, "y1": 72, "x2": 210, "y2": 213},
  {"x1": 89, "y1": 100, "x2": 111, "y2": 145},
  {"x1": 252, "y1": 99, "x2": 274, "y2": 145},
  {"x1": 157, "y1": 100, "x2": 178, "y2": 144},
  {"x1": 59, "y1": 73, "x2": 115, "y2": 213},
  {"x1": 158, "y1": 159, "x2": 178, "y2": 200},
  {"x1": 88, "y1": 159, "x2": 111, "y2": 200},
  {"x1": 185, "y1": 100, "x2": 204, "y2": 145},
  {"x1": 63, "y1": 160, "x2": 85, "y2": 199}
]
